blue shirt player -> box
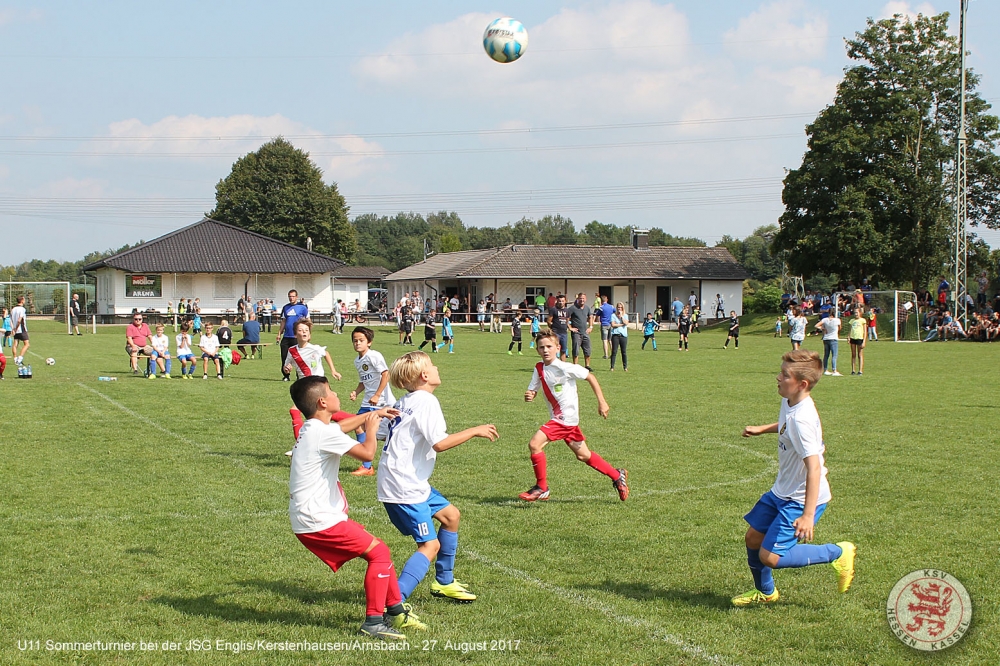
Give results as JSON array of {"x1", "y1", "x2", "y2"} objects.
[
  {"x1": 278, "y1": 289, "x2": 309, "y2": 381},
  {"x1": 642, "y1": 313, "x2": 659, "y2": 350},
  {"x1": 437, "y1": 311, "x2": 455, "y2": 353},
  {"x1": 733, "y1": 350, "x2": 856, "y2": 606}
]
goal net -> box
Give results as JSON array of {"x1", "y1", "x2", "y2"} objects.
[
  {"x1": 0, "y1": 281, "x2": 72, "y2": 334},
  {"x1": 833, "y1": 290, "x2": 920, "y2": 342}
]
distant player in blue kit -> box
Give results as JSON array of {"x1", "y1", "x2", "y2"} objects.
[
  {"x1": 378, "y1": 351, "x2": 499, "y2": 604},
  {"x1": 437, "y1": 310, "x2": 455, "y2": 353},
  {"x1": 733, "y1": 350, "x2": 856, "y2": 606},
  {"x1": 348, "y1": 326, "x2": 394, "y2": 477},
  {"x1": 529, "y1": 309, "x2": 541, "y2": 349},
  {"x1": 641, "y1": 313, "x2": 659, "y2": 350}
]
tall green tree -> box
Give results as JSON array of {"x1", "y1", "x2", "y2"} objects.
[
  {"x1": 773, "y1": 12, "x2": 1000, "y2": 289},
  {"x1": 209, "y1": 137, "x2": 356, "y2": 261},
  {"x1": 716, "y1": 225, "x2": 783, "y2": 281}
]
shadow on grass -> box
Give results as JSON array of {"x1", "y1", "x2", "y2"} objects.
[
  {"x1": 205, "y1": 451, "x2": 288, "y2": 468},
  {"x1": 577, "y1": 581, "x2": 733, "y2": 610},
  {"x1": 154, "y1": 580, "x2": 356, "y2": 627}
]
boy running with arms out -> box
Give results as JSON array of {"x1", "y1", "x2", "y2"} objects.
[
  {"x1": 733, "y1": 350, "x2": 855, "y2": 606},
  {"x1": 520, "y1": 333, "x2": 629, "y2": 502},
  {"x1": 288, "y1": 375, "x2": 424, "y2": 640},
  {"x1": 378, "y1": 351, "x2": 499, "y2": 604},
  {"x1": 348, "y1": 326, "x2": 394, "y2": 477}
]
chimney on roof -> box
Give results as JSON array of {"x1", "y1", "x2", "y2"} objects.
[{"x1": 631, "y1": 228, "x2": 649, "y2": 251}]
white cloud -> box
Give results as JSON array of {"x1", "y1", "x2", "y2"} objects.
[
  {"x1": 724, "y1": 1, "x2": 828, "y2": 62},
  {"x1": 752, "y1": 66, "x2": 839, "y2": 110},
  {"x1": 105, "y1": 114, "x2": 385, "y2": 178},
  {"x1": 880, "y1": 2, "x2": 937, "y2": 21},
  {"x1": 0, "y1": 8, "x2": 43, "y2": 27}
]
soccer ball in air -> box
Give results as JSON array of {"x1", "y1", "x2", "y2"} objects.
[
  {"x1": 45, "y1": 357, "x2": 55, "y2": 366},
  {"x1": 483, "y1": 17, "x2": 528, "y2": 63}
]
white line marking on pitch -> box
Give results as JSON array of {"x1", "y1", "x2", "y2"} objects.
[
  {"x1": 465, "y1": 549, "x2": 735, "y2": 665},
  {"x1": 77, "y1": 382, "x2": 287, "y2": 485}
]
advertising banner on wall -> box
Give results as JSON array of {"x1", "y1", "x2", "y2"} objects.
[{"x1": 125, "y1": 274, "x2": 162, "y2": 298}]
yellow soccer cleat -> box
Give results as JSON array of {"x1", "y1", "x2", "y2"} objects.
[
  {"x1": 430, "y1": 579, "x2": 477, "y2": 603},
  {"x1": 831, "y1": 542, "x2": 856, "y2": 593},
  {"x1": 731, "y1": 588, "x2": 780, "y2": 607},
  {"x1": 388, "y1": 603, "x2": 427, "y2": 631}
]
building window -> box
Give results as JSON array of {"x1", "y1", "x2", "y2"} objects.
[
  {"x1": 175, "y1": 274, "x2": 193, "y2": 299},
  {"x1": 214, "y1": 275, "x2": 234, "y2": 300},
  {"x1": 295, "y1": 275, "x2": 315, "y2": 299},
  {"x1": 256, "y1": 274, "x2": 274, "y2": 298},
  {"x1": 526, "y1": 286, "x2": 546, "y2": 301}
]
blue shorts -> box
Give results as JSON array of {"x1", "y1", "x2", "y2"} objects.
[
  {"x1": 744, "y1": 490, "x2": 828, "y2": 556},
  {"x1": 151, "y1": 350, "x2": 170, "y2": 359},
  {"x1": 477, "y1": 314, "x2": 485, "y2": 322},
  {"x1": 556, "y1": 332, "x2": 568, "y2": 354},
  {"x1": 177, "y1": 354, "x2": 194, "y2": 362},
  {"x1": 383, "y1": 488, "x2": 451, "y2": 543}
]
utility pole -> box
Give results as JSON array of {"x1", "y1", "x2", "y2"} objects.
[{"x1": 953, "y1": 0, "x2": 970, "y2": 328}]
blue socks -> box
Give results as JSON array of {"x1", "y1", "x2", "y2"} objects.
[
  {"x1": 652, "y1": 340, "x2": 657, "y2": 350},
  {"x1": 747, "y1": 547, "x2": 774, "y2": 594},
  {"x1": 775, "y1": 543, "x2": 842, "y2": 569},
  {"x1": 356, "y1": 431, "x2": 373, "y2": 469},
  {"x1": 435, "y1": 530, "x2": 457, "y2": 585},
  {"x1": 397, "y1": 552, "x2": 431, "y2": 601},
  {"x1": 165, "y1": 358, "x2": 172, "y2": 374},
  {"x1": 448, "y1": 343, "x2": 453, "y2": 353}
]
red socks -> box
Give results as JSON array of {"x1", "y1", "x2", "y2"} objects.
[
  {"x1": 289, "y1": 408, "x2": 304, "y2": 440},
  {"x1": 530, "y1": 452, "x2": 548, "y2": 490},
  {"x1": 585, "y1": 451, "x2": 619, "y2": 480},
  {"x1": 362, "y1": 541, "x2": 401, "y2": 616}
]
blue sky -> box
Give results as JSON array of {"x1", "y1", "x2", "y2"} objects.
[{"x1": 1, "y1": 0, "x2": 998, "y2": 265}]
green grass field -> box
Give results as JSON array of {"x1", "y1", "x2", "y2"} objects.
[{"x1": 1, "y1": 317, "x2": 995, "y2": 665}]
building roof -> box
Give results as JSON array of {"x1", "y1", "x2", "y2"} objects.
[
  {"x1": 82, "y1": 217, "x2": 347, "y2": 274},
  {"x1": 386, "y1": 245, "x2": 749, "y2": 281},
  {"x1": 331, "y1": 265, "x2": 390, "y2": 280}
]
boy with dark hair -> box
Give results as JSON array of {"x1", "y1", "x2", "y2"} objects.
[
  {"x1": 519, "y1": 332, "x2": 629, "y2": 502},
  {"x1": 724, "y1": 311, "x2": 740, "y2": 349},
  {"x1": 641, "y1": 313, "x2": 659, "y2": 350},
  {"x1": 508, "y1": 314, "x2": 524, "y2": 355},
  {"x1": 418, "y1": 312, "x2": 438, "y2": 352},
  {"x1": 288, "y1": 375, "x2": 422, "y2": 640},
  {"x1": 733, "y1": 350, "x2": 855, "y2": 606}
]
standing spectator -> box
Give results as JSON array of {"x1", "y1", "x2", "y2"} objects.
[
  {"x1": 848, "y1": 310, "x2": 867, "y2": 375},
  {"x1": 598, "y1": 295, "x2": 615, "y2": 360},
  {"x1": 788, "y1": 306, "x2": 807, "y2": 351},
  {"x1": 125, "y1": 312, "x2": 151, "y2": 375},
  {"x1": 262, "y1": 299, "x2": 273, "y2": 332},
  {"x1": 236, "y1": 296, "x2": 246, "y2": 323},
  {"x1": 546, "y1": 294, "x2": 570, "y2": 360},
  {"x1": 688, "y1": 290, "x2": 698, "y2": 311},
  {"x1": 277, "y1": 289, "x2": 309, "y2": 381},
  {"x1": 937, "y1": 276, "x2": 950, "y2": 307},
  {"x1": 815, "y1": 311, "x2": 842, "y2": 376},
  {"x1": 238, "y1": 312, "x2": 261, "y2": 358},
  {"x1": 866, "y1": 309, "x2": 878, "y2": 341},
  {"x1": 449, "y1": 294, "x2": 459, "y2": 315},
  {"x1": 535, "y1": 292, "x2": 547, "y2": 310},
  {"x1": 671, "y1": 296, "x2": 684, "y2": 323},
  {"x1": 2, "y1": 308, "x2": 11, "y2": 349},
  {"x1": 334, "y1": 299, "x2": 344, "y2": 334},
  {"x1": 10, "y1": 296, "x2": 30, "y2": 364},
  {"x1": 715, "y1": 294, "x2": 725, "y2": 319},
  {"x1": 977, "y1": 271, "x2": 990, "y2": 307},
  {"x1": 477, "y1": 299, "x2": 486, "y2": 331},
  {"x1": 567, "y1": 293, "x2": 594, "y2": 369},
  {"x1": 70, "y1": 293, "x2": 83, "y2": 336},
  {"x1": 609, "y1": 302, "x2": 629, "y2": 371}
]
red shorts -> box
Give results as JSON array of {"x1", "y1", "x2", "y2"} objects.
[
  {"x1": 295, "y1": 519, "x2": 375, "y2": 572},
  {"x1": 540, "y1": 420, "x2": 585, "y2": 443}
]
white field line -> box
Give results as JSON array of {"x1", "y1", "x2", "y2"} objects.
[
  {"x1": 465, "y1": 549, "x2": 735, "y2": 666},
  {"x1": 76, "y1": 382, "x2": 287, "y2": 485}
]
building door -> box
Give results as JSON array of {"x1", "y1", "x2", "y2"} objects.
[
  {"x1": 656, "y1": 286, "x2": 671, "y2": 320},
  {"x1": 598, "y1": 286, "x2": 613, "y2": 303}
]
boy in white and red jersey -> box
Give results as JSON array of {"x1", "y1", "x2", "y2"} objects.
[
  {"x1": 282, "y1": 318, "x2": 342, "y2": 381},
  {"x1": 519, "y1": 332, "x2": 629, "y2": 502},
  {"x1": 288, "y1": 375, "x2": 424, "y2": 640}
]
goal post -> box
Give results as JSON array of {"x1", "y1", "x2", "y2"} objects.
[
  {"x1": 0, "y1": 281, "x2": 72, "y2": 335},
  {"x1": 832, "y1": 290, "x2": 920, "y2": 342}
]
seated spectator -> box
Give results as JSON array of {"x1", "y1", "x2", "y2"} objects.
[
  {"x1": 237, "y1": 312, "x2": 261, "y2": 357},
  {"x1": 149, "y1": 324, "x2": 172, "y2": 379},
  {"x1": 199, "y1": 322, "x2": 222, "y2": 379},
  {"x1": 126, "y1": 313, "x2": 152, "y2": 375}
]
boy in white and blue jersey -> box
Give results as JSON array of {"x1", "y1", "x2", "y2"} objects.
[
  {"x1": 349, "y1": 326, "x2": 394, "y2": 477},
  {"x1": 378, "y1": 351, "x2": 498, "y2": 604},
  {"x1": 733, "y1": 350, "x2": 856, "y2": 606}
]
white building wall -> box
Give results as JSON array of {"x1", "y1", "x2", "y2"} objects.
[
  {"x1": 96, "y1": 268, "x2": 338, "y2": 315},
  {"x1": 701, "y1": 280, "x2": 744, "y2": 317}
]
